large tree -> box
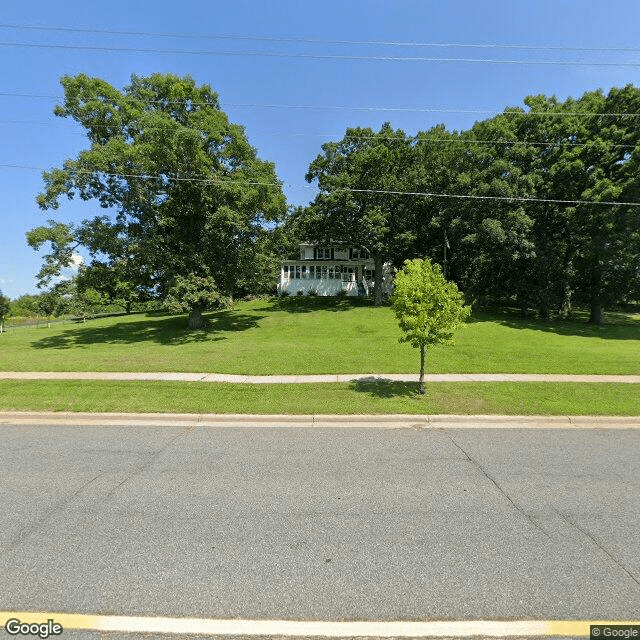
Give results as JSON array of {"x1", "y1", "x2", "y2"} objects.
[
  {"x1": 302, "y1": 123, "x2": 414, "y2": 305},
  {"x1": 30, "y1": 73, "x2": 286, "y2": 329}
]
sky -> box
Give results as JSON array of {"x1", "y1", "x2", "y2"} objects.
[{"x1": 2, "y1": 0, "x2": 640, "y2": 299}]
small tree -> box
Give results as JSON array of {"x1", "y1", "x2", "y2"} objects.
[
  {"x1": 391, "y1": 258, "x2": 470, "y2": 394},
  {"x1": 0, "y1": 290, "x2": 10, "y2": 334}
]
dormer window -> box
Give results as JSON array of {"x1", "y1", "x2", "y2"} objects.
[
  {"x1": 314, "y1": 247, "x2": 334, "y2": 260},
  {"x1": 350, "y1": 248, "x2": 368, "y2": 259}
]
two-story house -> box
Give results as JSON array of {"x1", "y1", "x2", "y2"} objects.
[{"x1": 277, "y1": 243, "x2": 392, "y2": 297}]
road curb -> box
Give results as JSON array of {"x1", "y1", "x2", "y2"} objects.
[{"x1": 1, "y1": 411, "x2": 639, "y2": 428}]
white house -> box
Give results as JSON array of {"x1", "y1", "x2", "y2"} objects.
[{"x1": 277, "y1": 243, "x2": 393, "y2": 297}]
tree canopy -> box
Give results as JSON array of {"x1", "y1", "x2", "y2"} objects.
[
  {"x1": 301, "y1": 123, "x2": 414, "y2": 305},
  {"x1": 293, "y1": 86, "x2": 640, "y2": 320},
  {"x1": 29, "y1": 73, "x2": 286, "y2": 328}
]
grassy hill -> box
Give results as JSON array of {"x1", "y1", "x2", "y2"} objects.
[{"x1": 0, "y1": 297, "x2": 638, "y2": 375}]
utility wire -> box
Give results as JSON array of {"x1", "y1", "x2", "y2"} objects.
[
  {"x1": 1, "y1": 119, "x2": 637, "y2": 149},
  {"x1": 1, "y1": 41, "x2": 640, "y2": 67},
  {"x1": 1, "y1": 91, "x2": 640, "y2": 118},
  {"x1": 2, "y1": 162, "x2": 637, "y2": 207},
  {"x1": 0, "y1": 23, "x2": 638, "y2": 53}
]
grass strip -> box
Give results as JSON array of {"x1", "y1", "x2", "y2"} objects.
[{"x1": 1, "y1": 380, "x2": 639, "y2": 415}]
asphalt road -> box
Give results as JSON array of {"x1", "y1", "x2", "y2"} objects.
[{"x1": 1, "y1": 421, "x2": 639, "y2": 637}]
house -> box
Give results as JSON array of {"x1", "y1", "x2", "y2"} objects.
[{"x1": 277, "y1": 243, "x2": 393, "y2": 297}]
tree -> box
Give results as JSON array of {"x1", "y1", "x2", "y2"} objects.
[
  {"x1": 30, "y1": 73, "x2": 286, "y2": 329},
  {"x1": 37, "y1": 290, "x2": 64, "y2": 328},
  {"x1": 303, "y1": 123, "x2": 414, "y2": 305},
  {"x1": 391, "y1": 258, "x2": 470, "y2": 394},
  {"x1": 9, "y1": 294, "x2": 40, "y2": 318},
  {"x1": 0, "y1": 290, "x2": 9, "y2": 334}
]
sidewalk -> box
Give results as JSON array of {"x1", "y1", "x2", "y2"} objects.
[{"x1": 2, "y1": 371, "x2": 640, "y2": 383}]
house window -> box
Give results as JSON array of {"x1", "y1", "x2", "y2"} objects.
[
  {"x1": 341, "y1": 267, "x2": 355, "y2": 282},
  {"x1": 283, "y1": 265, "x2": 290, "y2": 279},
  {"x1": 294, "y1": 265, "x2": 301, "y2": 279},
  {"x1": 315, "y1": 247, "x2": 333, "y2": 260},
  {"x1": 350, "y1": 248, "x2": 369, "y2": 259},
  {"x1": 365, "y1": 269, "x2": 375, "y2": 282}
]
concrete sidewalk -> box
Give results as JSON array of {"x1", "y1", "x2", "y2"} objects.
[
  {"x1": 2, "y1": 371, "x2": 640, "y2": 383},
  {"x1": 1, "y1": 411, "x2": 639, "y2": 428}
]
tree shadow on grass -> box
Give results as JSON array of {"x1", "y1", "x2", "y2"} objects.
[
  {"x1": 29, "y1": 311, "x2": 266, "y2": 350},
  {"x1": 349, "y1": 376, "x2": 419, "y2": 399},
  {"x1": 268, "y1": 296, "x2": 379, "y2": 314},
  {"x1": 469, "y1": 309, "x2": 640, "y2": 340}
]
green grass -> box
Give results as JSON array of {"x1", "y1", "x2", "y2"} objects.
[
  {"x1": 0, "y1": 298, "x2": 640, "y2": 375},
  {"x1": 0, "y1": 297, "x2": 638, "y2": 374},
  {"x1": 1, "y1": 380, "x2": 639, "y2": 415}
]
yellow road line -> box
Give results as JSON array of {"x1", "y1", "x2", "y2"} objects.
[{"x1": 2, "y1": 612, "x2": 640, "y2": 637}]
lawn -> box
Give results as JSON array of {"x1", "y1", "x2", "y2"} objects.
[
  {"x1": 1, "y1": 380, "x2": 639, "y2": 415},
  {"x1": 0, "y1": 297, "x2": 638, "y2": 375}
]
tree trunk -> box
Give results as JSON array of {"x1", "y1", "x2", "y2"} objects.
[
  {"x1": 418, "y1": 344, "x2": 426, "y2": 395},
  {"x1": 126, "y1": 300, "x2": 132, "y2": 314},
  {"x1": 587, "y1": 262, "x2": 604, "y2": 325},
  {"x1": 588, "y1": 300, "x2": 605, "y2": 326},
  {"x1": 188, "y1": 305, "x2": 205, "y2": 330},
  {"x1": 373, "y1": 254, "x2": 384, "y2": 307},
  {"x1": 558, "y1": 284, "x2": 572, "y2": 319}
]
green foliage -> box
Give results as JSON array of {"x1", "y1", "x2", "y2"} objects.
[
  {"x1": 8, "y1": 294, "x2": 40, "y2": 317},
  {"x1": 36, "y1": 289, "x2": 64, "y2": 321},
  {"x1": 410, "y1": 88, "x2": 640, "y2": 322},
  {"x1": 291, "y1": 86, "x2": 640, "y2": 321},
  {"x1": 31, "y1": 73, "x2": 287, "y2": 326},
  {"x1": 391, "y1": 258, "x2": 470, "y2": 350},
  {"x1": 0, "y1": 290, "x2": 10, "y2": 332},
  {"x1": 25, "y1": 221, "x2": 78, "y2": 288},
  {"x1": 301, "y1": 123, "x2": 414, "y2": 305},
  {"x1": 164, "y1": 274, "x2": 221, "y2": 314}
]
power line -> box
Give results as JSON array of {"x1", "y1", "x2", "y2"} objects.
[
  {"x1": 1, "y1": 23, "x2": 638, "y2": 53},
  {"x1": 2, "y1": 41, "x2": 640, "y2": 67},
  {"x1": 1, "y1": 162, "x2": 637, "y2": 207},
  {"x1": 331, "y1": 187, "x2": 640, "y2": 207},
  {"x1": 1, "y1": 91, "x2": 640, "y2": 118},
  {"x1": 1, "y1": 119, "x2": 637, "y2": 149}
]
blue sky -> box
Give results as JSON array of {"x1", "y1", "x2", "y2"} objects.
[{"x1": 2, "y1": 0, "x2": 640, "y2": 298}]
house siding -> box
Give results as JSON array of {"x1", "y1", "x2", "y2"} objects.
[{"x1": 278, "y1": 244, "x2": 393, "y2": 297}]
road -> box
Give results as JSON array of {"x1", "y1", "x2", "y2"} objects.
[{"x1": 1, "y1": 419, "x2": 639, "y2": 638}]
